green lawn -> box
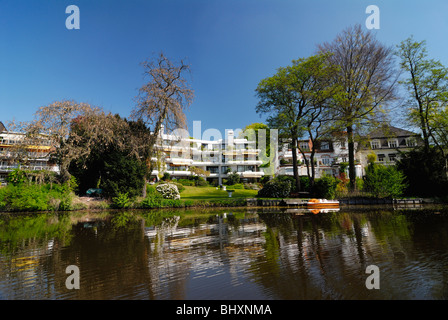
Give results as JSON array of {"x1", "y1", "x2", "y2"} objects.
[{"x1": 181, "y1": 186, "x2": 258, "y2": 200}]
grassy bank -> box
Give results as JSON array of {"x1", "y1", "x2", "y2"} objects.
[
  {"x1": 180, "y1": 186, "x2": 258, "y2": 200},
  {"x1": 118, "y1": 186, "x2": 259, "y2": 210},
  {"x1": 0, "y1": 182, "x2": 260, "y2": 212}
]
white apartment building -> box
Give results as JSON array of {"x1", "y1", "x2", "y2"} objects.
[
  {"x1": 151, "y1": 127, "x2": 265, "y2": 185},
  {"x1": 0, "y1": 122, "x2": 59, "y2": 184}
]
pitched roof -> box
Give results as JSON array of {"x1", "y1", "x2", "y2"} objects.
[
  {"x1": 0, "y1": 121, "x2": 6, "y2": 132},
  {"x1": 368, "y1": 125, "x2": 419, "y2": 139}
]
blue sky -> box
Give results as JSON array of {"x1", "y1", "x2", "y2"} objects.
[{"x1": 1, "y1": 0, "x2": 448, "y2": 135}]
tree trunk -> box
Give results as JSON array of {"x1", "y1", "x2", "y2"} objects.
[
  {"x1": 347, "y1": 125, "x2": 356, "y2": 191},
  {"x1": 310, "y1": 150, "x2": 316, "y2": 189},
  {"x1": 291, "y1": 138, "x2": 301, "y2": 192},
  {"x1": 142, "y1": 174, "x2": 147, "y2": 198}
]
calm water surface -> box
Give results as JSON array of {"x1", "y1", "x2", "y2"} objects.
[{"x1": 1, "y1": 205, "x2": 448, "y2": 300}]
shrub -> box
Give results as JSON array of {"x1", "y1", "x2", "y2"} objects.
[
  {"x1": 160, "y1": 199, "x2": 183, "y2": 207},
  {"x1": 226, "y1": 172, "x2": 240, "y2": 185},
  {"x1": 111, "y1": 192, "x2": 132, "y2": 209},
  {"x1": 170, "y1": 182, "x2": 185, "y2": 193},
  {"x1": 156, "y1": 183, "x2": 181, "y2": 199},
  {"x1": 195, "y1": 177, "x2": 209, "y2": 187},
  {"x1": 363, "y1": 163, "x2": 407, "y2": 198},
  {"x1": 140, "y1": 197, "x2": 162, "y2": 209},
  {"x1": 146, "y1": 184, "x2": 162, "y2": 198},
  {"x1": 162, "y1": 172, "x2": 171, "y2": 181},
  {"x1": 7, "y1": 168, "x2": 27, "y2": 186},
  {"x1": 260, "y1": 175, "x2": 271, "y2": 185},
  {"x1": 232, "y1": 183, "x2": 244, "y2": 189},
  {"x1": 257, "y1": 179, "x2": 291, "y2": 198},
  {"x1": 178, "y1": 179, "x2": 195, "y2": 186},
  {"x1": 313, "y1": 176, "x2": 339, "y2": 199},
  {"x1": 275, "y1": 175, "x2": 307, "y2": 193},
  {"x1": 0, "y1": 182, "x2": 75, "y2": 212}
]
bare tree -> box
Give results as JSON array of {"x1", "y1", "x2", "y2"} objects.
[
  {"x1": 318, "y1": 24, "x2": 398, "y2": 190},
  {"x1": 28, "y1": 100, "x2": 102, "y2": 183},
  {"x1": 131, "y1": 52, "x2": 194, "y2": 197}
]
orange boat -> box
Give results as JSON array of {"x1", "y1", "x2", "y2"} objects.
[{"x1": 307, "y1": 198, "x2": 339, "y2": 209}]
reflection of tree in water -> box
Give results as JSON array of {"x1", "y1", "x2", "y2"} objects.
[
  {"x1": 253, "y1": 210, "x2": 380, "y2": 299},
  {"x1": 2, "y1": 208, "x2": 448, "y2": 299}
]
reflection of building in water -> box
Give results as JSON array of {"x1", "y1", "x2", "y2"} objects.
[{"x1": 144, "y1": 213, "x2": 268, "y2": 298}]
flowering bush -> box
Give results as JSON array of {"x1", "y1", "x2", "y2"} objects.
[{"x1": 156, "y1": 183, "x2": 181, "y2": 200}]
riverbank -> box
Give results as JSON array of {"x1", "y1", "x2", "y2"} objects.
[{"x1": 1, "y1": 183, "x2": 447, "y2": 213}]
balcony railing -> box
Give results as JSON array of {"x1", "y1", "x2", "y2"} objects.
[{"x1": 0, "y1": 165, "x2": 59, "y2": 172}]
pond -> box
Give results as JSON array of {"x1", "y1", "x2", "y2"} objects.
[{"x1": 1, "y1": 205, "x2": 448, "y2": 300}]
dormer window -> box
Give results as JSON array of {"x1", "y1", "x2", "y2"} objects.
[
  {"x1": 371, "y1": 140, "x2": 380, "y2": 149},
  {"x1": 321, "y1": 142, "x2": 330, "y2": 150},
  {"x1": 406, "y1": 138, "x2": 416, "y2": 147},
  {"x1": 299, "y1": 142, "x2": 309, "y2": 151},
  {"x1": 388, "y1": 140, "x2": 398, "y2": 148}
]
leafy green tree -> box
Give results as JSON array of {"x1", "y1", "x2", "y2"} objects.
[
  {"x1": 396, "y1": 36, "x2": 448, "y2": 154},
  {"x1": 68, "y1": 114, "x2": 148, "y2": 199},
  {"x1": 240, "y1": 123, "x2": 275, "y2": 174},
  {"x1": 101, "y1": 146, "x2": 147, "y2": 199},
  {"x1": 70, "y1": 141, "x2": 147, "y2": 199},
  {"x1": 396, "y1": 147, "x2": 448, "y2": 197},
  {"x1": 256, "y1": 53, "x2": 337, "y2": 191}
]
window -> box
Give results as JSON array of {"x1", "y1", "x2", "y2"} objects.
[
  {"x1": 406, "y1": 138, "x2": 416, "y2": 147},
  {"x1": 320, "y1": 142, "x2": 330, "y2": 150},
  {"x1": 206, "y1": 166, "x2": 219, "y2": 174},
  {"x1": 377, "y1": 154, "x2": 385, "y2": 162},
  {"x1": 299, "y1": 142, "x2": 309, "y2": 151},
  {"x1": 371, "y1": 140, "x2": 380, "y2": 149},
  {"x1": 388, "y1": 140, "x2": 398, "y2": 148},
  {"x1": 389, "y1": 153, "x2": 397, "y2": 162},
  {"x1": 236, "y1": 165, "x2": 254, "y2": 172},
  {"x1": 321, "y1": 157, "x2": 331, "y2": 165}
]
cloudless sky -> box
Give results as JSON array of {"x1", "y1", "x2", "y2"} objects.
[{"x1": 1, "y1": 0, "x2": 448, "y2": 136}]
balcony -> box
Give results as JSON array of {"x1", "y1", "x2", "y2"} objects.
[
  {"x1": 165, "y1": 158, "x2": 194, "y2": 165},
  {"x1": 227, "y1": 160, "x2": 262, "y2": 165},
  {"x1": 191, "y1": 160, "x2": 221, "y2": 166},
  {"x1": 0, "y1": 165, "x2": 59, "y2": 172},
  {"x1": 166, "y1": 170, "x2": 192, "y2": 177},
  {"x1": 240, "y1": 171, "x2": 264, "y2": 178}
]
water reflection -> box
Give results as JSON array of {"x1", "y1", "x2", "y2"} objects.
[{"x1": 1, "y1": 207, "x2": 448, "y2": 300}]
